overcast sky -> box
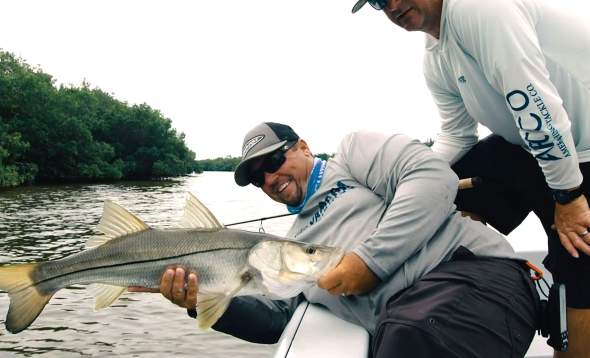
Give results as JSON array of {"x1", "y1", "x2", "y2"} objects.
[{"x1": 1, "y1": 0, "x2": 586, "y2": 159}]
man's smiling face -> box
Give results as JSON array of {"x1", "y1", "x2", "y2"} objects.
[{"x1": 255, "y1": 140, "x2": 314, "y2": 206}]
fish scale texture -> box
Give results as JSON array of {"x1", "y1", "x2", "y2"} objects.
[{"x1": 32, "y1": 229, "x2": 269, "y2": 294}]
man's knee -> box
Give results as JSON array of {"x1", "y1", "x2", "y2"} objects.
[{"x1": 451, "y1": 135, "x2": 541, "y2": 234}]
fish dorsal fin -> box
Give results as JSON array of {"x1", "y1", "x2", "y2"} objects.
[
  {"x1": 178, "y1": 193, "x2": 223, "y2": 230},
  {"x1": 89, "y1": 284, "x2": 127, "y2": 310},
  {"x1": 97, "y1": 200, "x2": 150, "y2": 239},
  {"x1": 85, "y1": 235, "x2": 111, "y2": 249}
]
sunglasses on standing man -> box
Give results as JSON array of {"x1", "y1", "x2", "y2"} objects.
[{"x1": 352, "y1": 0, "x2": 388, "y2": 13}]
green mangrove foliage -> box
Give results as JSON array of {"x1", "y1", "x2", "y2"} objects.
[
  {"x1": 0, "y1": 51, "x2": 199, "y2": 188},
  {"x1": 315, "y1": 153, "x2": 334, "y2": 161},
  {"x1": 194, "y1": 153, "x2": 336, "y2": 172},
  {"x1": 144, "y1": 152, "x2": 337, "y2": 174},
  {"x1": 195, "y1": 156, "x2": 241, "y2": 172}
]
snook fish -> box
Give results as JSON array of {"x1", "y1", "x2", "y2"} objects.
[{"x1": 0, "y1": 194, "x2": 343, "y2": 333}]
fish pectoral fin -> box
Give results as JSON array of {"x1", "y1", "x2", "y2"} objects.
[
  {"x1": 196, "y1": 292, "x2": 233, "y2": 330},
  {"x1": 96, "y1": 200, "x2": 150, "y2": 240},
  {"x1": 177, "y1": 193, "x2": 223, "y2": 230},
  {"x1": 89, "y1": 284, "x2": 127, "y2": 310},
  {"x1": 0, "y1": 263, "x2": 53, "y2": 334},
  {"x1": 196, "y1": 278, "x2": 247, "y2": 330}
]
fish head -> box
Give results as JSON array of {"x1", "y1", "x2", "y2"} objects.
[
  {"x1": 248, "y1": 240, "x2": 344, "y2": 298},
  {"x1": 280, "y1": 241, "x2": 344, "y2": 280}
]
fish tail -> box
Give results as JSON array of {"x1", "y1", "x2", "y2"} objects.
[{"x1": 0, "y1": 263, "x2": 53, "y2": 333}]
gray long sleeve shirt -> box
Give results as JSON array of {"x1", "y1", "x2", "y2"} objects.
[
  {"x1": 287, "y1": 131, "x2": 515, "y2": 334},
  {"x1": 216, "y1": 131, "x2": 516, "y2": 341},
  {"x1": 427, "y1": 0, "x2": 590, "y2": 190}
]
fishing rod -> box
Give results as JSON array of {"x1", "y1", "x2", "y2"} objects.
[
  {"x1": 458, "y1": 176, "x2": 482, "y2": 190},
  {"x1": 224, "y1": 213, "x2": 296, "y2": 227},
  {"x1": 223, "y1": 177, "x2": 483, "y2": 228}
]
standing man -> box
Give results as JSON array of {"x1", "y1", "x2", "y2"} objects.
[
  {"x1": 140, "y1": 122, "x2": 540, "y2": 357},
  {"x1": 351, "y1": 0, "x2": 590, "y2": 356}
]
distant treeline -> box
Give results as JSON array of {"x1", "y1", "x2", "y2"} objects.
[
  {"x1": 190, "y1": 143, "x2": 434, "y2": 172},
  {"x1": 196, "y1": 156, "x2": 241, "y2": 172},
  {"x1": 196, "y1": 153, "x2": 335, "y2": 172},
  {"x1": 0, "y1": 51, "x2": 200, "y2": 188}
]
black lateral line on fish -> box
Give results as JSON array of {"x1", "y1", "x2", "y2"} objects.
[{"x1": 31, "y1": 247, "x2": 251, "y2": 290}]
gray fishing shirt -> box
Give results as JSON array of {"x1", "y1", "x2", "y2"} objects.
[
  {"x1": 426, "y1": 0, "x2": 590, "y2": 190},
  {"x1": 288, "y1": 131, "x2": 516, "y2": 334}
]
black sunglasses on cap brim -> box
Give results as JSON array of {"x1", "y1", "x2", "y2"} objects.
[
  {"x1": 352, "y1": 0, "x2": 388, "y2": 13},
  {"x1": 248, "y1": 141, "x2": 296, "y2": 187}
]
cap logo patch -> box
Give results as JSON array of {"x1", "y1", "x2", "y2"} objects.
[{"x1": 242, "y1": 135, "x2": 265, "y2": 157}]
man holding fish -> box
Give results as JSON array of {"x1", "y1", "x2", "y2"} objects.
[{"x1": 150, "y1": 122, "x2": 541, "y2": 357}]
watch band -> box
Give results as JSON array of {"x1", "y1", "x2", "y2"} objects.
[
  {"x1": 552, "y1": 187, "x2": 584, "y2": 205},
  {"x1": 187, "y1": 307, "x2": 197, "y2": 318}
]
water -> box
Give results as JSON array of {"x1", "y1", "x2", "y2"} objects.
[{"x1": 0, "y1": 172, "x2": 296, "y2": 357}]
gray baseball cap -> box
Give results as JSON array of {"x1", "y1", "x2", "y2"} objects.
[{"x1": 234, "y1": 122, "x2": 299, "y2": 186}]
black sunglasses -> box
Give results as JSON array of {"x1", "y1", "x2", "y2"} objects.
[
  {"x1": 369, "y1": 0, "x2": 388, "y2": 10},
  {"x1": 248, "y1": 141, "x2": 296, "y2": 187}
]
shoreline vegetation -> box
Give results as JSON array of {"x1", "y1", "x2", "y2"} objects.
[
  {"x1": 194, "y1": 153, "x2": 335, "y2": 173},
  {"x1": 0, "y1": 50, "x2": 201, "y2": 189},
  {"x1": 0, "y1": 50, "x2": 277, "y2": 189}
]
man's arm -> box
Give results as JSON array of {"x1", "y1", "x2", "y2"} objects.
[
  {"x1": 423, "y1": 55, "x2": 479, "y2": 165},
  {"x1": 339, "y1": 132, "x2": 458, "y2": 281},
  {"x1": 450, "y1": 0, "x2": 582, "y2": 189},
  {"x1": 213, "y1": 295, "x2": 303, "y2": 344},
  {"x1": 450, "y1": 0, "x2": 590, "y2": 256}
]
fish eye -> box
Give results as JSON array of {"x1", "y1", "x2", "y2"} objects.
[{"x1": 305, "y1": 247, "x2": 317, "y2": 255}]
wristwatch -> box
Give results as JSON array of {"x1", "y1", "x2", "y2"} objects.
[
  {"x1": 551, "y1": 187, "x2": 584, "y2": 205},
  {"x1": 187, "y1": 308, "x2": 197, "y2": 318}
]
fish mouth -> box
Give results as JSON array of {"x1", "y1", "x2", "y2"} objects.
[
  {"x1": 329, "y1": 248, "x2": 345, "y2": 268},
  {"x1": 313, "y1": 247, "x2": 344, "y2": 280}
]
